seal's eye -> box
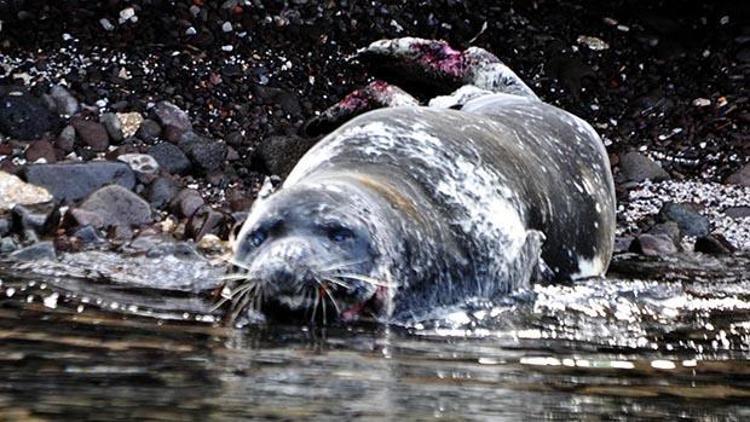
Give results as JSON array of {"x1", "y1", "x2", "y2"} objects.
[
  {"x1": 326, "y1": 225, "x2": 355, "y2": 242},
  {"x1": 249, "y1": 229, "x2": 267, "y2": 247}
]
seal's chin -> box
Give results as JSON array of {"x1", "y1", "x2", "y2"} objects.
[{"x1": 259, "y1": 285, "x2": 383, "y2": 324}]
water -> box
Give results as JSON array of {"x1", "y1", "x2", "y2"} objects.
[{"x1": 1, "y1": 247, "x2": 749, "y2": 420}]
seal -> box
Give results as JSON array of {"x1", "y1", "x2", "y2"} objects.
[{"x1": 225, "y1": 38, "x2": 615, "y2": 325}]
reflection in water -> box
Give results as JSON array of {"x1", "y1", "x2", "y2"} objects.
[{"x1": 0, "y1": 250, "x2": 749, "y2": 419}]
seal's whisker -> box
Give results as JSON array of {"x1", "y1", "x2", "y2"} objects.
[
  {"x1": 321, "y1": 276, "x2": 351, "y2": 290},
  {"x1": 217, "y1": 255, "x2": 253, "y2": 272},
  {"x1": 334, "y1": 273, "x2": 390, "y2": 288},
  {"x1": 319, "y1": 259, "x2": 368, "y2": 273},
  {"x1": 217, "y1": 273, "x2": 254, "y2": 282},
  {"x1": 320, "y1": 281, "x2": 342, "y2": 316},
  {"x1": 311, "y1": 287, "x2": 321, "y2": 323},
  {"x1": 211, "y1": 280, "x2": 258, "y2": 312}
]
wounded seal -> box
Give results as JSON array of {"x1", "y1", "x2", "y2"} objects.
[{"x1": 224, "y1": 38, "x2": 615, "y2": 325}]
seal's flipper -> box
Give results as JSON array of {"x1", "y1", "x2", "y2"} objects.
[
  {"x1": 302, "y1": 80, "x2": 418, "y2": 137},
  {"x1": 355, "y1": 38, "x2": 539, "y2": 101}
]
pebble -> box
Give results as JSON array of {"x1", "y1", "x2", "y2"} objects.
[
  {"x1": 153, "y1": 101, "x2": 192, "y2": 135},
  {"x1": 137, "y1": 119, "x2": 162, "y2": 142},
  {"x1": 49, "y1": 85, "x2": 79, "y2": 116},
  {"x1": 170, "y1": 189, "x2": 204, "y2": 219},
  {"x1": 619, "y1": 151, "x2": 670, "y2": 184},
  {"x1": 147, "y1": 176, "x2": 179, "y2": 210},
  {"x1": 72, "y1": 119, "x2": 109, "y2": 151},
  {"x1": 117, "y1": 153, "x2": 159, "y2": 175},
  {"x1": 9, "y1": 241, "x2": 56, "y2": 261},
  {"x1": 116, "y1": 112, "x2": 144, "y2": 138},
  {"x1": 55, "y1": 125, "x2": 76, "y2": 152},
  {"x1": 99, "y1": 18, "x2": 115, "y2": 32},
  {"x1": 0, "y1": 90, "x2": 60, "y2": 140},
  {"x1": 177, "y1": 131, "x2": 227, "y2": 173},
  {"x1": 658, "y1": 202, "x2": 710, "y2": 237},
  {"x1": 148, "y1": 142, "x2": 191, "y2": 175},
  {"x1": 20, "y1": 161, "x2": 136, "y2": 203},
  {"x1": 80, "y1": 185, "x2": 152, "y2": 228},
  {"x1": 0, "y1": 170, "x2": 53, "y2": 211},
  {"x1": 100, "y1": 112, "x2": 124, "y2": 143},
  {"x1": 577, "y1": 35, "x2": 609, "y2": 51},
  {"x1": 724, "y1": 164, "x2": 750, "y2": 187},
  {"x1": 12, "y1": 203, "x2": 60, "y2": 236},
  {"x1": 25, "y1": 140, "x2": 56, "y2": 163},
  {"x1": 629, "y1": 233, "x2": 678, "y2": 256},
  {"x1": 694, "y1": 234, "x2": 736, "y2": 255}
]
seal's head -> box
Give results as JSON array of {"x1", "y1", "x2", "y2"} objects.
[{"x1": 228, "y1": 177, "x2": 397, "y2": 324}]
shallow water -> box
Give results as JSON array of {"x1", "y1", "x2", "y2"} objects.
[{"x1": 0, "y1": 248, "x2": 749, "y2": 420}]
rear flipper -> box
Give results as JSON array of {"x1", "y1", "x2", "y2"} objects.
[
  {"x1": 302, "y1": 80, "x2": 418, "y2": 137},
  {"x1": 355, "y1": 37, "x2": 539, "y2": 101}
]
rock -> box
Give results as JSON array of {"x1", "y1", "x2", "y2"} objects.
[
  {"x1": 9, "y1": 241, "x2": 56, "y2": 261},
  {"x1": 153, "y1": 101, "x2": 192, "y2": 136},
  {"x1": 137, "y1": 118, "x2": 162, "y2": 142},
  {"x1": 170, "y1": 188, "x2": 204, "y2": 218},
  {"x1": 147, "y1": 177, "x2": 179, "y2": 210},
  {"x1": 21, "y1": 161, "x2": 136, "y2": 203},
  {"x1": 147, "y1": 142, "x2": 191, "y2": 175},
  {"x1": 25, "y1": 140, "x2": 56, "y2": 163},
  {"x1": 12, "y1": 203, "x2": 60, "y2": 236},
  {"x1": 117, "y1": 153, "x2": 159, "y2": 175},
  {"x1": 117, "y1": 112, "x2": 144, "y2": 138},
  {"x1": 0, "y1": 214, "x2": 11, "y2": 237},
  {"x1": 619, "y1": 152, "x2": 670, "y2": 184},
  {"x1": 100, "y1": 112, "x2": 124, "y2": 143},
  {"x1": 72, "y1": 119, "x2": 109, "y2": 151},
  {"x1": 257, "y1": 134, "x2": 317, "y2": 176},
  {"x1": 71, "y1": 225, "x2": 105, "y2": 247},
  {"x1": 647, "y1": 221, "x2": 682, "y2": 247},
  {"x1": 0, "y1": 171, "x2": 53, "y2": 211},
  {"x1": 694, "y1": 234, "x2": 736, "y2": 255},
  {"x1": 657, "y1": 202, "x2": 710, "y2": 237},
  {"x1": 0, "y1": 237, "x2": 17, "y2": 254},
  {"x1": 724, "y1": 206, "x2": 750, "y2": 219},
  {"x1": 252, "y1": 86, "x2": 302, "y2": 117},
  {"x1": 55, "y1": 125, "x2": 77, "y2": 153},
  {"x1": 0, "y1": 90, "x2": 60, "y2": 140},
  {"x1": 64, "y1": 208, "x2": 105, "y2": 230},
  {"x1": 49, "y1": 85, "x2": 79, "y2": 116},
  {"x1": 80, "y1": 185, "x2": 152, "y2": 228},
  {"x1": 724, "y1": 164, "x2": 750, "y2": 187},
  {"x1": 178, "y1": 131, "x2": 227, "y2": 173},
  {"x1": 186, "y1": 205, "x2": 231, "y2": 241},
  {"x1": 629, "y1": 233, "x2": 678, "y2": 256}
]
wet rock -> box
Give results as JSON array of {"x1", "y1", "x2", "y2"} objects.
[
  {"x1": 137, "y1": 119, "x2": 162, "y2": 142},
  {"x1": 0, "y1": 171, "x2": 53, "y2": 211},
  {"x1": 117, "y1": 112, "x2": 144, "y2": 138},
  {"x1": 0, "y1": 90, "x2": 60, "y2": 140},
  {"x1": 71, "y1": 225, "x2": 105, "y2": 247},
  {"x1": 694, "y1": 234, "x2": 736, "y2": 255},
  {"x1": 148, "y1": 142, "x2": 191, "y2": 175},
  {"x1": 0, "y1": 214, "x2": 11, "y2": 237},
  {"x1": 80, "y1": 185, "x2": 152, "y2": 228},
  {"x1": 72, "y1": 119, "x2": 109, "y2": 151},
  {"x1": 153, "y1": 101, "x2": 192, "y2": 136},
  {"x1": 657, "y1": 202, "x2": 710, "y2": 237},
  {"x1": 55, "y1": 125, "x2": 76, "y2": 153},
  {"x1": 170, "y1": 188, "x2": 204, "y2": 218},
  {"x1": 21, "y1": 161, "x2": 136, "y2": 203},
  {"x1": 186, "y1": 205, "x2": 231, "y2": 241},
  {"x1": 49, "y1": 85, "x2": 79, "y2": 116},
  {"x1": 109, "y1": 224, "x2": 135, "y2": 242},
  {"x1": 647, "y1": 221, "x2": 682, "y2": 247},
  {"x1": 629, "y1": 233, "x2": 678, "y2": 256},
  {"x1": 100, "y1": 112, "x2": 124, "y2": 143},
  {"x1": 178, "y1": 131, "x2": 227, "y2": 173},
  {"x1": 64, "y1": 208, "x2": 105, "y2": 230},
  {"x1": 724, "y1": 206, "x2": 750, "y2": 219},
  {"x1": 724, "y1": 164, "x2": 750, "y2": 187},
  {"x1": 619, "y1": 152, "x2": 670, "y2": 184},
  {"x1": 9, "y1": 240, "x2": 56, "y2": 261},
  {"x1": 147, "y1": 176, "x2": 179, "y2": 209},
  {"x1": 117, "y1": 153, "x2": 159, "y2": 175},
  {"x1": 12, "y1": 202, "x2": 60, "y2": 236},
  {"x1": 25, "y1": 140, "x2": 56, "y2": 163},
  {"x1": 257, "y1": 134, "x2": 317, "y2": 176},
  {"x1": 0, "y1": 237, "x2": 17, "y2": 254}
]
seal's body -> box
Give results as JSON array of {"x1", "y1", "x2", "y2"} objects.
[{"x1": 229, "y1": 38, "x2": 615, "y2": 324}]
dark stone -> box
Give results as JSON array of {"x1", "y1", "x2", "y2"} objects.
[
  {"x1": 9, "y1": 240, "x2": 56, "y2": 261},
  {"x1": 177, "y1": 131, "x2": 227, "y2": 173},
  {"x1": 153, "y1": 101, "x2": 192, "y2": 136},
  {"x1": 55, "y1": 125, "x2": 76, "y2": 153},
  {"x1": 21, "y1": 161, "x2": 136, "y2": 203},
  {"x1": 657, "y1": 202, "x2": 710, "y2": 237},
  {"x1": 0, "y1": 90, "x2": 60, "y2": 140},
  {"x1": 0, "y1": 237, "x2": 17, "y2": 254},
  {"x1": 0, "y1": 214, "x2": 11, "y2": 237},
  {"x1": 725, "y1": 164, "x2": 750, "y2": 187},
  {"x1": 100, "y1": 112, "x2": 124, "y2": 143},
  {"x1": 80, "y1": 185, "x2": 152, "y2": 228},
  {"x1": 694, "y1": 234, "x2": 736, "y2": 255},
  {"x1": 25, "y1": 140, "x2": 56, "y2": 163},
  {"x1": 72, "y1": 119, "x2": 109, "y2": 151},
  {"x1": 108, "y1": 224, "x2": 135, "y2": 242},
  {"x1": 12, "y1": 203, "x2": 60, "y2": 236},
  {"x1": 137, "y1": 119, "x2": 162, "y2": 142},
  {"x1": 613, "y1": 235, "x2": 634, "y2": 254},
  {"x1": 252, "y1": 86, "x2": 302, "y2": 116},
  {"x1": 148, "y1": 142, "x2": 191, "y2": 175},
  {"x1": 724, "y1": 206, "x2": 750, "y2": 219},
  {"x1": 63, "y1": 208, "x2": 105, "y2": 230},
  {"x1": 647, "y1": 221, "x2": 682, "y2": 247},
  {"x1": 49, "y1": 85, "x2": 79, "y2": 116},
  {"x1": 619, "y1": 152, "x2": 670, "y2": 184},
  {"x1": 170, "y1": 188, "x2": 204, "y2": 218},
  {"x1": 186, "y1": 205, "x2": 231, "y2": 241},
  {"x1": 257, "y1": 134, "x2": 317, "y2": 176},
  {"x1": 147, "y1": 176, "x2": 179, "y2": 209},
  {"x1": 71, "y1": 225, "x2": 105, "y2": 246},
  {"x1": 629, "y1": 233, "x2": 678, "y2": 256}
]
